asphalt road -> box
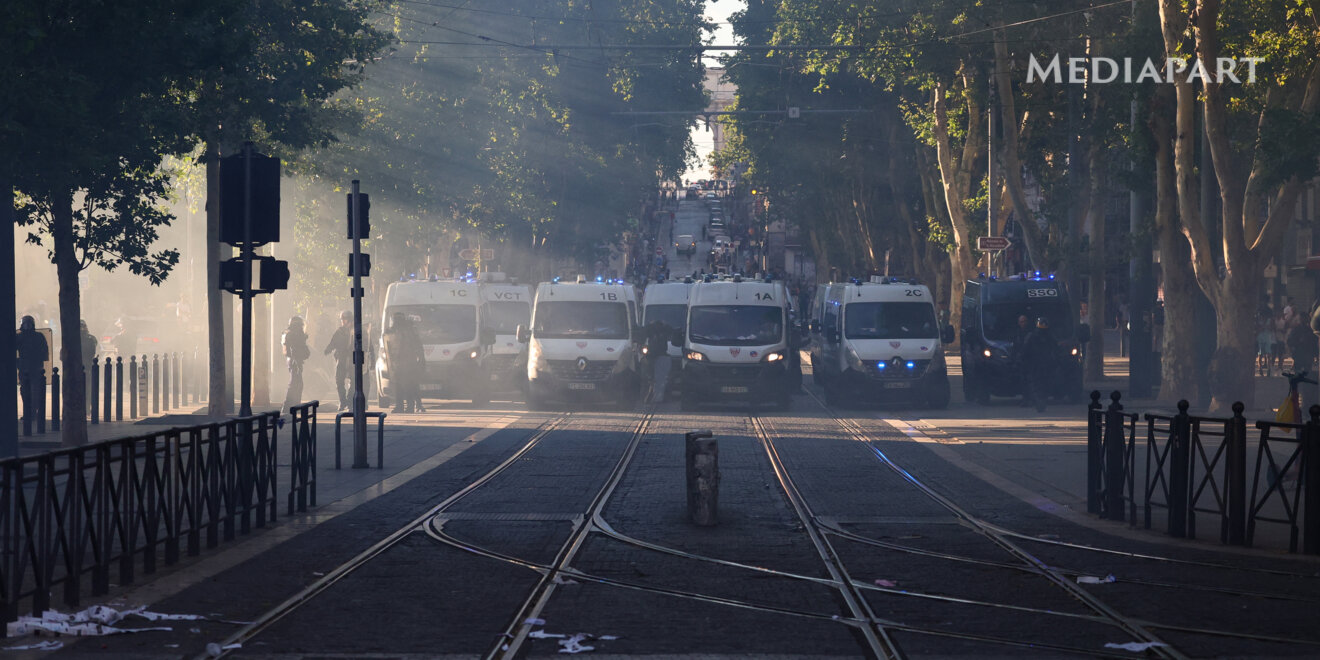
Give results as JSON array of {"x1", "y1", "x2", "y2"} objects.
[{"x1": 30, "y1": 390, "x2": 1320, "y2": 659}]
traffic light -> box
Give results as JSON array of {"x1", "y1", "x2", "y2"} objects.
[
  {"x1": 258, "y1": 258, "x2": 291, "y2": 291},
  {"x1": 348, "y1": 253, "x2": 371, "y2": 277},
  {"x1": 219, "y1": 258, "x2": 249, "y2": 293},
  {"x1": 219, "y1": 151, "x2": 281, "y2": 245},
  {"x1": 346, "y1": 192, "x2": 371, "y2": 239}
]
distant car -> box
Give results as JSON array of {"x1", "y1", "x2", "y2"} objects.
[
  {"x1": 704, "y1": 192, "x2": 718, "y2": 201},
  {"x1": 675, "y1": 234, "x2": 697, "y2": 256},
  {"x1": 708, "y1": 220, "x2": 726, "y2": 234}
]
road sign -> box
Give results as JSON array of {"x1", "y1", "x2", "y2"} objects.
[
  {"x1": 458, "y1": 248, "x2": 495, "y2": 260},
  {"x1": 976, "y1": 236, "x2": 1011, "y2": 251}
]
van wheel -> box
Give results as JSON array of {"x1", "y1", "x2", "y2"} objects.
[
  {"x1": 926, "y1": 378, "x2": 951, "y2": 409},
  {"x1": 971, "y1": 377, "x2": 991, "y2": 405},
  {"x1": 775, "y1": 390, "x2": 792, "y2": 411},
  {"x1": 526, "y1": 387, "x2": 547, "y2": 411}
]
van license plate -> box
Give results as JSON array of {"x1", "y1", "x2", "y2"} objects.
[
  {"x1": 883, "y1": 381, "x2": 911, "y2": 389},
  {"x1": 568, "y1": 382, "x2": 596, "y2": 390},
  {"x1": 721, "y1": 386, "x2": 749, "y2": 394},
  {"x1": 421, "y1": 384, "x2": 443, "y2": 392}
]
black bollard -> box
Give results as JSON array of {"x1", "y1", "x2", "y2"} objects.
[
  {"x1": 1305, "y1": 405, "x2": 1320, "y2": 555},
  {"x1": 129, "y1": 355, "x2": 138, "y2": 419},
  {"x1": 116, "y1": 357, "x2": 124, "y2": 421},
  {"x1": 103, "y1": 357, "x2": 112, "y2": 422},
  {"x1": 1168, "y1": 400, "x2": 1191, "y2": 537},
  {"x1": 162, "y1": 353, "x2": 170, "y2": 411},
  {"x1": 89, "y1": 362, "x2": 99, "y2": 425},
  {"x1": 1087, "y1": 390, "x2": 1102, "y2": 515},
  {"x1": 685, "y1": 430, "x2": 719, "y2": 526},
  {"x1": 152, "y1": 353, "x2": 160, "y2": 414},
  {"x1": 172, "y1": 352, "x2": 181, "y2": 409},
  {"x1": 1103, "y1": 391, "x2": 1126, "y2": 521},
  {"x1": 48, "y1": 367, "x2": 58, "y2": 432},
  {"x1": 1225, "y1": 402, "x2": 1247, "y2": 545}
]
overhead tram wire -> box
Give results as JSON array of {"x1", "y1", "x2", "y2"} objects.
[{"x1": 389, "y1": 0, "x2": 1111, "y2": 29}]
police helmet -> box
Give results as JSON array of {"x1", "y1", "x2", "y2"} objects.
[{"x1": 340, "y1": 310, "x2": 352, "y2": 321}]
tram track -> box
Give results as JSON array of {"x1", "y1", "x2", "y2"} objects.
[
  {"x1": 807, "y1": 390, "x2": 1320, "y2": 656},
  {"x1": 189, "y1": 397, "x2": 1320, "y2": 658},
  {"x1": 191, "y1": 412, "x2": 575, "y2": 660}
]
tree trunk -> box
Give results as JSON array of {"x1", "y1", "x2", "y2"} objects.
[
  {"x1": 206, "y1": 143, "x2": 232, "y2": 416},
  {"x1": 1211, "y1": 272, "x2": 1261, "y2": 409},
  {"x1": 52, "y1": 193, "x2": 87, "y2": 446},
  {"x1": 1, "y1": 176, "x2": 17, "y2": 457},
  {"x1": 1083, "y1": 139, "x2": 1107, "y2": 382},
  {"x1": 1150, "y1": 86, "x2": 1200, "y2": 402},
  {"x1": 992, "y1": 36, "x2": 1047, "y2": 268},
  {"x1": 931, "y1": 79, "x2": 982, "y2": 343}
]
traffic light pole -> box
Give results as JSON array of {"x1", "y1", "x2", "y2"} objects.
[
  {"x1": 239, "y1": 142, "x2": 254, "y2": 418},
  {"x1": 351, "y1": 180, "x2": 368, "y2": 469}
]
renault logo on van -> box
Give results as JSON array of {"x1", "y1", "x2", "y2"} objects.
[
  {"x1": 576, "y1": 357, "x2": 588, "y2": 371},
  {"x1": 889, "y1": 341, "x2": 902, "y2": 349}
]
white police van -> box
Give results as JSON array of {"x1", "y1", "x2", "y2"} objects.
[
  {"x1": 813, "y1": 276, "x2": 953, "y2": 408},
  {"x1": 518, "y1": 276, "x2": 641, "y2": 409},
  {"x1": 477, "y1": 274, "x2": 532, "y2": 403},
  {"x1": 641, "y1": 279, "x2": 692, "y2": 359},
  {"x1": 376, "y1": 278, "x2": 484, "y2": 406},
  {"x1": 681, "y1": 275, "x2": 796, "y2": 410}
]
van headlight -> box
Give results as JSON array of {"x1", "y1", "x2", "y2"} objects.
[
  {"x1": 1071, "y1": 347, "x2": 1079, "y2": 356},
  {"x1": 764, "y1": 351, "x2": 785, "y2": 363},
  {"x1": 686, "y1": 350, "x2": 707, "y2": 361},
  {"x1": 846, "y1": 348, "x2": 865, "y2": 370}
]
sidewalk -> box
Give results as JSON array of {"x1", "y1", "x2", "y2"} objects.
[{"x1": 911, "y1": 344, "x2": 1312, "y2": 555}]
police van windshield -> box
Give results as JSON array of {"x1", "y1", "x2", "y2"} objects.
[
  {"x1": 534, "y1": 301, "x2": 629, "y2": 339},
  {"x1": 483, "y1": 301, "x2": 529, "y2": 334},
  {"x1": 982, "y1": 304, "x2": 1073, "y2": 342},
  {"x1": 643, "y1": 304, "x2": 687, "y2": 333},
  {"x1": 390, "y1": 304, "x2": 475, "y2": 344},
  {"x1": 688, "y1": 305, "x2": 783, "y2": 346},
  {"x1": 845, "y1": 302, "x2": 937, "y2": 339}
]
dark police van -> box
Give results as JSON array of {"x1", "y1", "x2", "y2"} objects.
[{"x1": 959, "y1": 275, "x2": 1087, "y2": 404}]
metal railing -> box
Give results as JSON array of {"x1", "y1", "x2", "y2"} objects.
[
  {"x1": 0, "y1": 401, "x2": 319, "y2": 631},
  {"x1": 21, "y1": 352, "x2": 203, "y2": 438},
  {"x1": 1089, "y1": 391, "x2": 1320, "y2": 554}
]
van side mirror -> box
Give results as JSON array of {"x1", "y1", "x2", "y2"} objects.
[
  {"x1": 480, "y1": 327, "x2": 496, "y2": 346},
  {"x1": 515, "y1": 324, "x2": 530, "y2": 343},
  {"x1": 1077, "y1": 322, "x2": 1091, "y2": 344},
  {"x1": 941, "y1": 324, "x2": 955, "y2": 344}
]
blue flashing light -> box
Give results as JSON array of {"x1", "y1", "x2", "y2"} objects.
[
  {"x1": 876, "y1": 361, "x2": 887, "y2": 370},
  {"x1": 596, "y1": 275, "x2": 603, "y2": 282},
  {"x1": 552, "y1": 276, "x2": 561, "y2": 283},
  {"x1": 905, "y1": 361, "x2": 916, "y2": 369},
  {"x1": 1048, "y1": 273, "x2": 1056, "y2": 280},
  {"x1": 1034, "y1": 270, "x2": 1041, "y2": 278}
]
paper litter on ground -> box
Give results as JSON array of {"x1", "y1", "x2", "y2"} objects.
[{"x1": 1105, "y1": 641, "x2": 1168, "y2": 652}]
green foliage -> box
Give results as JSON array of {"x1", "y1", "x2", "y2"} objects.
[{"x1": 295, "y1": 0, "x2": 706, "y2": 280}]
